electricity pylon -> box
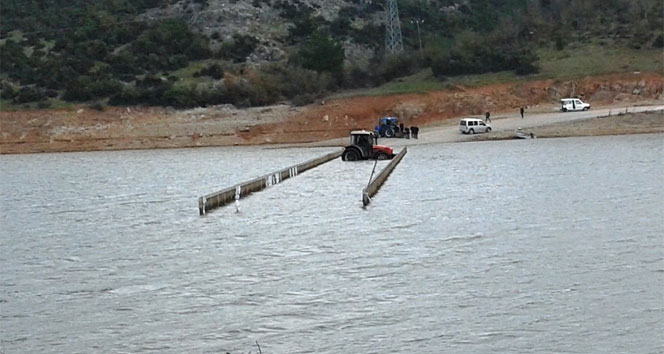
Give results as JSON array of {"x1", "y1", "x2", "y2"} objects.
[{"x1": 385, "y1": 0, "x2": 404, "y2": 54}]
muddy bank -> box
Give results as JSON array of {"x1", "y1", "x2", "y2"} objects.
[
  {"x1": 0, "y1": 104, "x2": 298, "y2": 154},
  {"x1": 1, "y1": 72, "x2": 663, "y2": 154},
  {"x1": 241, "y1": 72, "x2": 664, "y2": 145}
]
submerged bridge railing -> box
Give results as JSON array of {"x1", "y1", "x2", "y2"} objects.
[
  {"x1": 362, "y1": 147, "x2": 407, "y2": 206},
  {"x1": 198, "y1": 149, "x2": 342, "y2": 215}
]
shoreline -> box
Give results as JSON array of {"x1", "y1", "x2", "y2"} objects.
[
  {"x1": 1, "y1": 105, "x2": 663, "y2": 155},
  {"x1": 293, "y1": 107, "x2": 664, "y2": 149},
  {"x1": 470, "y1": 109, "x2": 664, "y2": 142},
  {"x1": 2, "y1": 72, "x2": 663, "y2": 155}
]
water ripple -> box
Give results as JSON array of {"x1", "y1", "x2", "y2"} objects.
[{"x1": 1, "y1": 136, "x2": 663, "y2": 353}]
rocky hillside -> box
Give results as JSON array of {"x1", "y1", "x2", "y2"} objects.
[
  {"x1": 1, "y1": 0, "x2": 662, "y2": 109},
  {"x1": 143, "y1": 0, "x2": 371, "y2": 62}
]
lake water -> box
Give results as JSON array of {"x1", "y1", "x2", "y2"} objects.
[{"x1": 1, "y1": 134, "x2": 663, "y2": 353}]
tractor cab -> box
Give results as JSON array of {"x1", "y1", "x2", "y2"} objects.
[{"x1": 342, "y1": 130, "x2": 395, "y2": 161}]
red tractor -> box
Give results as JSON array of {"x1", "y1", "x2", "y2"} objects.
[{"x1": 342, "y1": 130, "x2": 395, "y2": 161}]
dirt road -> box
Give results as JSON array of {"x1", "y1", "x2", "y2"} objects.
[
  {"x1": 304, "y1": 104, "x2": 664, "y2": 148},
  {"x1": 416, "y1": 104, "x2": 664, "y2": 144}
]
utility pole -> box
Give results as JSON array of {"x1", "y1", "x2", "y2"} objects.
[
  {"x1": 410, "y1": 18, "x2": 424, "y2": 56},
  {"x1": 384, "y1": 0, "x2": 404, "y2": 55}
]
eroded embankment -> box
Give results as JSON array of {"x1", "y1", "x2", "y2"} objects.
[
  {"x1": 1, "y1": 72, "x2": 663, "y2": 154},
  {"x1": 243, "y1": 72, "x2": 664, "y2": 145}
]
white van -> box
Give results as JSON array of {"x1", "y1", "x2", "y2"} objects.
[
  {"x1": 560, "y1": 98, "x2": 590, "y2": 112},
  {"x1": 459, "y1": 118, "x2": 491, "y2": 134}
]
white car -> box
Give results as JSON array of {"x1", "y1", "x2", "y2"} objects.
[
  {"x1": 459, "y1": 118, "x2": 491, "y2": 134},
  {"x1": 560, "y1": 98, "x2": 590, "y2": 112}
]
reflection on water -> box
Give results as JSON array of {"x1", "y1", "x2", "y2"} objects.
[{"x1": 1, "y1": 135, "x2": 663, "y2": 353}]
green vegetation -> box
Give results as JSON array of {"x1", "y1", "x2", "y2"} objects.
[
  {"x1": 296, "y1": 31, "x2": 345, "y2": 76},
  {"x1": 349, "y1": 44, "x2": 663, "y2": 97},
  {"x1": 0, "y1": 0, "x2": 661, "y2": 109},
  {"x1": 348, "y1": 70, "x2": 519, "y2": 97},
  {"x1": 537, "y1": 44, "x2": 663, "y2": 78}
]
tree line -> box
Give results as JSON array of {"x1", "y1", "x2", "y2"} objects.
[{"x1": 1, "y1": 0, "x2": 661, "y2": 108}]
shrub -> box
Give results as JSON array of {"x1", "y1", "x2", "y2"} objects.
[
  {"x1": 554, "y1": 34, "x2": 566, "y2": 50},
  {"x1": 296, "y1": 31, "x2": 344, "y2": 75},
  {"x1": 428, "y1": 30, "x2": 539, "y2": 77},
  {"x1": 84, "y1": 40, "x2": 109, "y2": 61},
  {"x1": 285, "y1": 9, "x2": 319, "y2": 42},
  {"x1": 342, "y1": 64, "x2": 372, "y2": 89},
  {"x1": 329, "y1": 16, "x2": 351, "y2": 39},
  {"x1": 218, "y1": 33, "x2": 259, "y2": 62},
  {"x1": 109, "y1": 52, "x2": 139, "y2": 76},
  {"x1": 372, "y1": 53, "x2": 420, "y2": 84},
  {"x1": 14, "y1": 86, "x2": 46, "y2": 103},
  {"x1": 131, "y1": 19, "x2": 210, "y2": 71},
  {"x1": 271, "y1": 65, "x2": 335, "y2": 99},
  {"x1": 0, "y1": 81, "x2": 16, "y2": 100},
  {"x1": 194, "y1": 63, "x2": 224, "y2": 79},
  {"x1": 224, "y1": 77, "x2": 255, "y2": 107},
  {"x1": 292, "y1": 93, "x2": 316, "y2": 106},
  {"x1": 349, "y1": 23, "x2": 382, "y2": 48},
  {"x1": 513, "y1": 50, "x2": 540, "y2": 75},
  {"x1": 89, "y1": 102, "x2": 105, "y2": 111},
  {"x1": 137, "y1": 75, "x2": 165, "y2": 88},
  {"x1": 196, "y1": 84, "x2": 229, "y2": 105},
  {"x1": 62, "y1": 77, "x2": 93, "y2": 101},
  {"x1": 62, "y1": 76, "x2": 122, "y2": 101},
  {"x1": 109, "y1": 86, "x2": 141, "y2": 105},
  {"x1": 163, "y1": 84, "x2": 201, "y2": 108},
  {"x1": 430, "y1": 54, "x2": 451, "y2": 79},
  {"x1": 246, "y1": 70, "x2": 281, "y2": 106},
  {"x1": 0, "y1": 40, "x2": 30, "y2": 81},
  {"x1": 653, "y1": 33, "x2": 664, "y2": 48}
]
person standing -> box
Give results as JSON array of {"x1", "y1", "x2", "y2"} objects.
[
  {"x1": 520, "y1": 107, "x2": 525, "y2": 119},
  {"x1": 485, "y1": 111, "x2": 491, "y2": 123},
  {"x1": 410, "y1": 126, "x2": 419, "y2": 139}
]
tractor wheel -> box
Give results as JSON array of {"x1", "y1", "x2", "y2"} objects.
[
  {"x1": 384, "y1": 128, "x2": 395, "y2": 138},
  {"x1": 343, "y1": 149, "x2": 360, "y2": 161},
  {"x1": 469, "y1": 128, "x2": 475, "y2": 134},
  {"x1": 376, "y1": 153, "x2": 389, "y2": 160}
]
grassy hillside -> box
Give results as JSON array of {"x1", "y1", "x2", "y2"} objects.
[
  {"x1": 537, "y1": 45, "x2": 663, "y2": 78},
  {"x1": 343, "y1": 44, "x2": 663, "y2": 97}
]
